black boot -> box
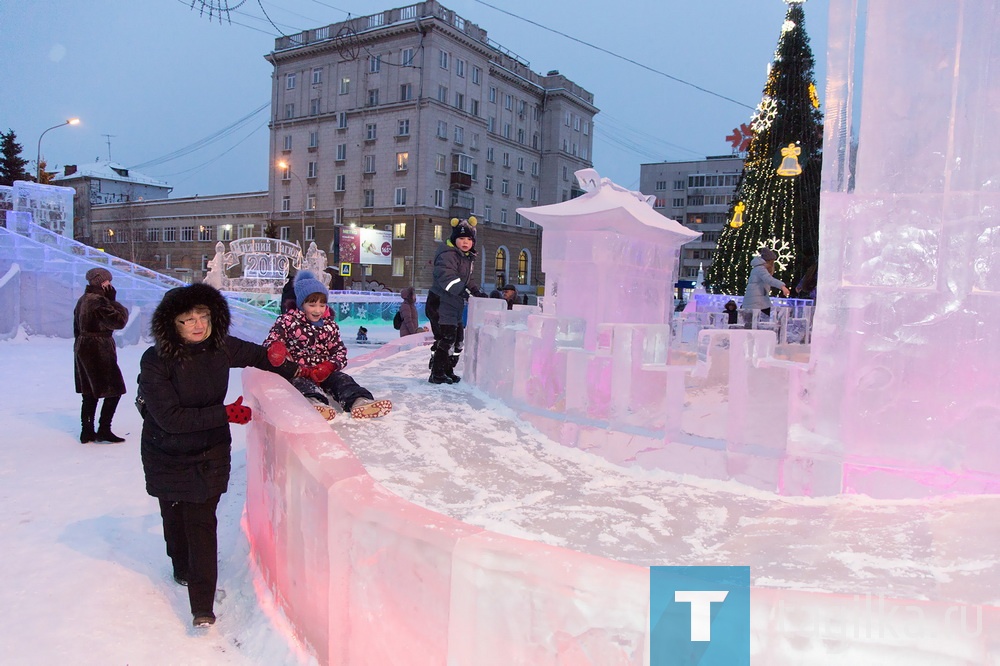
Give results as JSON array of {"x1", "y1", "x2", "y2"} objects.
[
  {"x1": 446, "y1": 354, "x2": 462, "y2": 383},
  {"x1": 80, "y1": 396, "x2": 98, "y2": 443},
  {"x1": 429, "y1": 327, "x2": 456, "y2": 384},
  {"x1": 95, "y1": 396, "x2": 125, "y2": 443}
]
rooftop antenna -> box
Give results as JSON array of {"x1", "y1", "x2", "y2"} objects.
[{"x1": 101, "y1": 134, "x2": 116, "y2": 161}]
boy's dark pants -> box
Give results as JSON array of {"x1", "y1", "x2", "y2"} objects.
[{"x1": 159, "y1": 495, "x2": 221, "y2": 616}]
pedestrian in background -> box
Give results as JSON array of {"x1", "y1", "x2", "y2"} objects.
[
  {"x1": 398, "y1": 286, "x2": 420, "y2": 337},
  {"x1": 74, "y1": 267, "x2": 129, "y2": 443},
  {"x1": 742, "y1": 247, "x2": 790, "y2": 323}
]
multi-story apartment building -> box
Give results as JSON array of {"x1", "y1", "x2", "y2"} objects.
[
  {"x1": 266, "y1": 0, "x2": 596, "y2": 294},
  {"x1": 640, "y1": 156, "x2": 743, "y2": 288}
]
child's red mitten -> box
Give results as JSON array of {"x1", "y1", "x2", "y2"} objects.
[{"x1": 304, "y1": 361, "x2": 336, "y2": 384}]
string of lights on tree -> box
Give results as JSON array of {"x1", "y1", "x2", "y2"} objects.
[{"x1": 705, "y1": 0, "x2": 823, "y2": 296}]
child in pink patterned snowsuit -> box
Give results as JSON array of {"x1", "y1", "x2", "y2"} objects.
[{"x1": 263, "y1": 271, "x2": 391, "y2": 420}]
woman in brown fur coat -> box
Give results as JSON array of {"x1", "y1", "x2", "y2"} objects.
[{"x1": 74, "y1": 267, "x2": 129, "y2": 443}]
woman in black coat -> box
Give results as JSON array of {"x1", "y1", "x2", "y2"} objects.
[
  {"x1": 137, "y1": 283, "x2": 303, "y2": 628},
  {"x1": 74, "y1": 267, "x2": 129, "y2": 443}
]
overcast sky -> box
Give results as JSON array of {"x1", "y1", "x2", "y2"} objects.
[{"x1": 2, "y1": 0, "x2": 830, "y2": 198}]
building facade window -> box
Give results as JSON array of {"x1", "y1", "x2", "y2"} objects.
[
  {"x1": 286, "y1": 72, "x2": 296, "y2": 89},
  {"x1": 335, "y1": 174, "x2": 346, "y2": 191},
  {"x1": 401, "y1": 48, "x2": 414, "y2": 66},
  {"x1": 366, "y1": 123, "x2": 377, "y2": 141},
  {"x1": 394, "y1": 187, "x2": 407, "y2": 206},
  {"x1": 305, "y1": 225, "x2": 315, "y2": 241},
  {"x1": 396, "y1": 152, "x2": 408, "y2": 171},
  {"x1": 279, "y1": 226, "x2": 290, "y2": 240},
  {"x1": 312, "y1": 67, "x2": 322, "y2": 84},
  {"x1": 398, "y1": 119, "x2": 410, "y2": 136},
  {"x1": 281, "y1": 196, "x2": 291, "y2": 211},
  {"x1": 434, "y1": 189, "x2": 444, "y2": 207},
  {"x1": 364, "y1": 155, "x2": 376, "y2": 173},
  {"x1": 340, "y1": 77, "x2": 350, "y2": 94},
  {"x1": 393, "y1": 222, "x2": 406, "y2": 239},
  {"x1": 392, "y1": 256, "x2": 405, "y2": 276},
  {"x1": 363, "y1": 189, "x2": 375, "y2": 208},
  {"x1": 369, "y1": 55, "x2": 381, "y2": 73},
  {"x1": 336, "y1": 143, "x2": 347, "y2": 161}
]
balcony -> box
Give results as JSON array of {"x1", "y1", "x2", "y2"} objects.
[{"x1": 450, "y1": 172, "x2": 472, "y2": 190}]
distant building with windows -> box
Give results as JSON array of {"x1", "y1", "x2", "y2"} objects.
[
  {"x1": 266, "y1": 0, "x2": 596, "y2": 293},
  {"x1": 640, "y1": 156, "x2": 743, "y2": 288},
  {"x1": 90, "y1": 192, "x2": 268, "y2": 282},
  {"x1": 53, "y1": 160, "x2": 172, "y2": 245}
]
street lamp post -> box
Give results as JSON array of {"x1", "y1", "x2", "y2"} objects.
[
  {"x1": 276, "y1": 160, "x2": 307, "y2": 247},
  {"x1": 36, "y1": 118, "x2": 80, "y2": 182}
]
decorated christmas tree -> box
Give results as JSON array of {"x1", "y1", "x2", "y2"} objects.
[{"x1": 705, "y1": 0, "x2": 823, "y2": 295}]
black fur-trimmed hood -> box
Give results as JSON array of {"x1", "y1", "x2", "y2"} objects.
[{"x1": 150, "y1": 283, "x2": 231, "y2": 360}]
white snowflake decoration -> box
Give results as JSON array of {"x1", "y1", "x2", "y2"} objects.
[
  {"x1": 782, "y1": 20, "x2": 797, "y2": 33},
  {"x1": 764, "y1": 237, "x2": 795, "y2": 271},
  {"x1": 751, "y1": 96, "x2": 778, "y2": 133}
]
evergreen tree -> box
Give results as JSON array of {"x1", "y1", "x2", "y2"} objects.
[
  {"x1": 0, "y1": 129, "x2": 33, "y2": 186},
  {"x1": 705, "y1": 0, "x2": 823, "y2": 295}
]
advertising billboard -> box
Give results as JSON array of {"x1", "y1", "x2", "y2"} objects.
[{"x1": 340, "y1": 227, "x2": 393, "y2": 266}]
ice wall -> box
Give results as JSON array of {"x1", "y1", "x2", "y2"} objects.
[
  {"x1": 243, "y1": 342, "x2": 1000, "y2": 663},
  {"x1": 800, "y1": 0, "x2": 1000, "y2": 497},
  {"x1": 241, "y1": 363, "x2": 650, "y2": 665}
]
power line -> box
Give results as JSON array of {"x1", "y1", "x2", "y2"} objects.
[
  {"x1": 152, "y1": 120, "x2": 269, "y2": 183},
  {"x1": 129, "y1": 102, "x2": 269, "y2": 170},
  {"x1": 469, "y1": 0, "x2": 754, "y2": 110}
]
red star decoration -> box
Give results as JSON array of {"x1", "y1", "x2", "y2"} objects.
[{"x1": 725, "y1": 123, "x2": 754, "y2": 152}]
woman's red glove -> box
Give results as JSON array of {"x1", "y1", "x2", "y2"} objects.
[
  {"x1": 267, "y1": 341, "x2": 288, "y2": 367},
  {"x1": 226, "y1": 396, "x2": 252, "y2": 424}
]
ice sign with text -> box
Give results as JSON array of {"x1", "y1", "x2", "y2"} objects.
[
  {"x1": 340, "y1": 227, "x2": 392, "y2": 265},
  {"x1": 650, "y1": 566, "x2": 750, "y2": 665}
]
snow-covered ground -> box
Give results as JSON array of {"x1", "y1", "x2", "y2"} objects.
[{"x1": 1, "y1": 325, "x2": 996, "y2": 664}]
